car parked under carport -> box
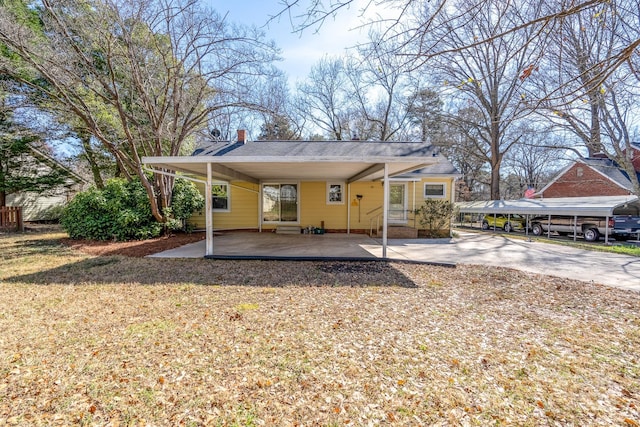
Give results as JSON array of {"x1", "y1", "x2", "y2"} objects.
[
  {"x1": 457, "y1": 195, "x2": 640, "y2": 244},
  {"x1": 481, "y1": 213, "x2": 526, "y2": 232}
]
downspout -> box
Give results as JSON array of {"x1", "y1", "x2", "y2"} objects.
[
  {"x1": 206, "y1": 163, "x2": 213, "y2": 256},
  {"x1": 382, "y1": 164, "x2": 389, "y2": 258}
]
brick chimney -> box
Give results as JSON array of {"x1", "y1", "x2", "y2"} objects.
[{"x1": 237, "y1": 129, "x2": 247, "y2": 144}]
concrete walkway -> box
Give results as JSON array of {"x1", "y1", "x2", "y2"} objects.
[{"x1": 149, "y1": 231, "x2": 640, "y2": 291}]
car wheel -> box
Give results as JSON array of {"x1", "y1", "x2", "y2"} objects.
[
  {"x1": 532, "y1": 223, "x2": 544, "y2": 236},
  {"x1": 584, "y1": 228, "x2": 600, "y2": 242},
  {"x1": 503, "y1": 222, "x2": 512, "y2": 233},
  {"x1": 481, "y1": 221, "x2": 489, "y2": 230}
]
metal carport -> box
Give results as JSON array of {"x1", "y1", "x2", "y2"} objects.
[{"x1": 456, "y1": 195, "x2": 640, "y2": 244}]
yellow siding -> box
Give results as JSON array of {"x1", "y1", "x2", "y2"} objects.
[
  {"x1": 188, "y1": 177, "x2": 456, "y2": 232},
  {"x1": 189, "y1": 181, "x2": 260, "y2": 230},
  {"x1": 414, "y1": 177, "x2": 456, "y2": 206},
  {"x1": 299, "y1": 182, "x2": 347, "y2": 230},
  {"x1": 347, "y1": 182, "x2": 384, "y2": 232}
]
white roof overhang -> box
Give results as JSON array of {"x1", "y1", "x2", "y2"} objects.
[
  {"x1": 457, "y1": 196, "x2": 640, "y2": 217},
  {"x1": 142, "y1": 155, "x2": 438, "y2": 184}
]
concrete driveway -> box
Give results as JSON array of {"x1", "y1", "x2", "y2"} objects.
[
  {"x1": 150, "y1": 231, "x2": 640, "y2": 291},
  {"x1": 365, "y1": 232, "x2": 640, "y2": 291}
]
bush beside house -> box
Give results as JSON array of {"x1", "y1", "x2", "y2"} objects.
[
  {"x1": 415, "y1": 199, "x2": 456, "y2": 238},
  {"x1": 61, "y1": 178, "x2": 203, "y2": 241}
]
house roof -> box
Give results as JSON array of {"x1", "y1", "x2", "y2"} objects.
[
  {"x1": 457, "y1": 195, "x2": 640, "y2": 217},
  {"x1": 396, "y1": 161, "x2": 461, "y2": 179},
  {"x1": 29, "y1": 146, "x2": 88, "y2": 185},
  {"x1": 143, "y1": 139, "x2": 451, "y2": 184},
  {"x1": 537, "y1": 157, "x2": 638, "y2": 195},
  {"x1": 581, "y1": 158, "x2": 637, "y2": 192}
]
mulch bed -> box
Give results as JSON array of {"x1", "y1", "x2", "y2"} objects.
[{"x1": 60, "y1": 232, "x2": 205, "y2": 257}]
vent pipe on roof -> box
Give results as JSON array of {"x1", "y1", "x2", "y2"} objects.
[{"x1": 237, "y1": 129, "x2": 247, "y2": 144}]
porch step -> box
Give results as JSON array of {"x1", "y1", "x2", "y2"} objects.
[
  {"x1": 276, "y1": 226, "x2": 301, "y2": 235},
  {"x1": 386, "y1": 226, "x2": 418, "y2": 239}
]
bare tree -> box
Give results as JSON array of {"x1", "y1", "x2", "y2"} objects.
[
  {"x1": 296, "y1": 56, "x2": 353, "y2": 140},
  {"x1": 421, "y1": 0, "x2": 548, "y2": 200},
  {"x1": 502, "y1": 126, "x2": 569, "y2": 197},
  {"x1": 256, "y1": 70, "x2": 303, "y2": 140},
  {"x1": 0, "y1": 0, "x2": 278, "y2": 222},
  {"x1": 437, "y1": 106, "x2": 490, "y2": 200},
  {"x1": 345, "y1": 33, "x2": 417, "y2": 141},
  {"x1": 531, "y1": 0, "x2": 640, "y2": 195}
]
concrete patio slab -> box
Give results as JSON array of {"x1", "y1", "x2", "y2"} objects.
[{"x1": 147, "y1": 232, "x2": 378, "y2": 259}]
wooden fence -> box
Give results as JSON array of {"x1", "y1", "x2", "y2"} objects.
[{"x1": 0, "y1": 206, "x2": 24, "y2": 232}]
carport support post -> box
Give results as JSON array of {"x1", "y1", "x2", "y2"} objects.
[
  {"x1": 205, "y1": 162, "x2": 213, "y2": 256},
  {"x1": 573, "y1": 215, "x2": 577, "y2": 242},
  {"x1": 382, "y1": 163, "x2": 389, "y2": 258}
]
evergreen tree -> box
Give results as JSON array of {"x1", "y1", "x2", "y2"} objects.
[{"x1": 0, "y1": 100, "x2": 69, "y2": 207}]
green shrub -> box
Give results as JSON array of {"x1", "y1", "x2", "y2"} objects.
[
  {"x1": 167, "y1": 178, "x2": 204, "y2": 232},
  {"x1": 61, "y1": 178, "x2": 162, "y2": 241},
  {"x1": 415, "y1": 199, "x2": 457, "y2": 237},
  {"x1": 61, "y1": 177, "x2": 205, "y2": 240}
]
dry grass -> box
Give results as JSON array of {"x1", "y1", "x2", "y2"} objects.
[{"x1": 1, "y1": 232, "x2": 640, "y2": 426}]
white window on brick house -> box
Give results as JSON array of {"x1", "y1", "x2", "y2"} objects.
[{"x1": 577, "y1": 167, "x2": 584, "y2": 177}]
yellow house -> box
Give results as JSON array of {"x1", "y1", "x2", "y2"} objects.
[{"x1": 143, "y1": 130, "x2": 459, "y2": 257}]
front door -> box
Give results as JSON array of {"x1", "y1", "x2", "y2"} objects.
[{"x1": 388, "y1": 183, "x2": 407, "y2": 223}]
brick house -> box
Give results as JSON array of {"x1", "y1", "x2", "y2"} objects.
[
  {"x1": 631, "y1": 142, "x2": 640, "y2": 172},
  {"x1": 537, "y1": 154, "x2": 640, "y2": 198}
]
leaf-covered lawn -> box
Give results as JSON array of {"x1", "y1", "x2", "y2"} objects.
[{"x1": 1, "y1": 232, "x2": 639, "y2": 426}]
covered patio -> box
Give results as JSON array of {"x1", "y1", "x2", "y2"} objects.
[{"x1": 143, "y1": 137, "x2": 449, "y2": 258}]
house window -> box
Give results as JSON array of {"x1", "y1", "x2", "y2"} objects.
[
  {"x1": 424, "y1": 183, "x2": 446, "y2": 199},
  {"x1": 263, "y1": 183, "x2": 298, "y2": 222},
  {"x1": 212, "y1": 183, "x2": 230, "y2": 211},
  {"x1": 327, "y1": 182, "x2": 344, "y2": 204},
  {"x1": 576, "y1": 167, "x2": 584, "y2": 177}
]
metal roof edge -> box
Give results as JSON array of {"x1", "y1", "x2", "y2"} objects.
[{"x1": 456, "y1": 196, "x2": 640, "y2": 217}]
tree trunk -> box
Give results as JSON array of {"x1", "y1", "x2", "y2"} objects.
[
  {"x1": 490, "y1": 112, "x2": 502, "y2": 200},
  {"x1": 490, "y1": 165, "x2": 501, "y2": 201},
  {"x1": 0, "y1": 190, "x2": 5, "y2": 208},
  {"x1": 588, "y1": 100, "x2": 602, "y2": 156},
  {"x1": 80, "y1": 132, "x2": 105, "y2": 189}
]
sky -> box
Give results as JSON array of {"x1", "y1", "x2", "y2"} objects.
[{"x1": 211, "y1": 0, "x2": 380, "y2": 83}]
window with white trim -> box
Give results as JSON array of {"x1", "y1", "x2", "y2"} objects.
[
  {"x1": 424, "y1": 183, "x2": 446, "y2": 199},
  {"x1": 212, "y1": 183, "x2": 230, "y2": 211},
  {"x1": 326, "y1": 182, "x2": 344, "y2": 204}
]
